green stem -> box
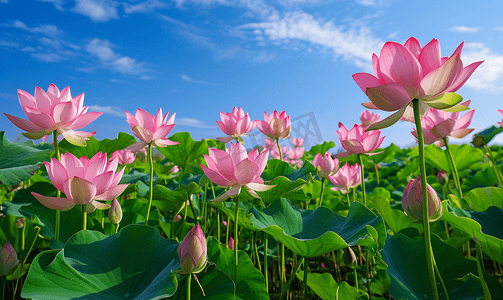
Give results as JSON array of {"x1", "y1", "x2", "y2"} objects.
[
  {"x1": 253, "y1": 231, "x2": 262, "y2": 272},
  {"x1": 484, "y1": 145, "x2": 503, "y2": 188},
  {"x1": 264, "y1": 233, "x2": 269, "y2": 291},
  {"x1": 115, "y1": 223, "x2": 120, "y2": 234},
  {"x1": 279, "y1": 257, "x2": 305, "y2": 300},
  {"x1": 204, "y1": 184, "x2": 208, "y2": 232},
  {"x1": 146, "y1": 142, "x2": 154, "y2": 226},
  {"x1": 413, "y1": 99, "x2": 439, "y2": 300},
  {"x1": 346, "y1": 192, "x2": 351, "y2": 205},
  {"x1": 188, "y1": 196, "x2": 198, "y2": 224},
  {"x1": 82, "y1": 205, "x2": 87, "y2": 230},
  {"x1": 475, "y1": 240, "x2": 492, "y2": 300},
  {"x1": 319, "y1": 178, "x2": 326, "y2": 208},
  {"x1": 186, "y1": 274, "x2": 192, "y2": 300},
  {"x1": 444, "y1": 138, "x2": 463, "y2": 198},
  {"x1": 226, "y1": 215, "x2": 230, "y2": 247},
  {"x1": 276, "y1": 139, "x2": 283, "y2": 161},
  {"x1": 53, "y1": 130, "x2": 61, "y2": 241},
  {"x1": 366, "y1": 248, "x2": 371, "y2": 297},
  {"x1": 433, "y1": 259, "x2": 450, "y2": 300},
  {"x1": 353, "y1": 267, "x2": 359, "y2": 290},
  {"x1": 23, "y1": 226, "x2": 41, "y2": 265},
  {"x1": 375, "y1": 162, "x2": 380, "y2": 185},
  {"x1": 304, "y1": 256, "x2": 309, "y2": 298},
  {"x1": 353, "y1": 188, "x2": 356, "y2": 203},
  {"x1": 358, "y1": 154, "x2": 366, "y2": 206},
  {"x1": 234, "y1": 194, "x2": 240, "y2": 282},
  {"x1": 281, "y1": 243, "x2": 285, "y2": 292}
]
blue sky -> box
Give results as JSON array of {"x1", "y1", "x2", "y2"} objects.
[{"x1": 1, "y1": 0, "x2": 503, "y2": 151}]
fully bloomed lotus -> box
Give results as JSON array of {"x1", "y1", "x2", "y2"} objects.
[
  {"x1": 334, "y1": 123, "x2": 385, "y2": 158},
  {"x1": 110, "y1": 149, "x2": 135, "y2": 165},
  {"x1": 256, "y1": 110, "x2": 291, "y2": 140},
  {"x1": 412, "y1": 101, "x2": 474, "y2": 146},
  {"x1": 4, "y1": 84, "x2": 102, "y2": 146},
  {"x1": 32, "y1": 152, "x2": 129, "y2": 212},
  {"x1": 360, "y1": 110, "x2": 380, "y2": 129},
  {"x1": 125, "y1": 108, "x2": 178, "y2": 152},
  {"x1": 353, "y1": 37, "x2": 483, "y2": 129},
  {"x1": 216, "y1": 107, "x2": 256, "y2": 143},
  {"x1": 328, "y1": 162, "x2": 361, "y2": 194},
  {"x1": 200, "y1": 142, "x2": 274, "y2": 201}
]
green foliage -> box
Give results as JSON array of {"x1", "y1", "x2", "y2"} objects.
[
  {"x1": 59, "y1": 132, "x2": 137, "y2": 158},
  {"x1": 156, "y1": 132, "x2": 208, "y2": 174}
]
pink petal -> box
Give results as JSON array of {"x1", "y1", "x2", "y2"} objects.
[
  {"x1": 420, "y1": 54, "x2": 463, "y2": 99},
  {"x1": 450, "y1": 128, "x2": 474, "y2": 139},
  {"x1": 200, "y1": 165, "x2": 233, "y2": 187},
  {"x1": 227, "y1": 185, "x2": 242, "y2": 196},
  {"x1": 94, "y1": 184, "x2": 129, "y2": 200},
  {"x1": 419, "y1": 38, "x2": 441, "y2": 76},
  {"x1": 125, "y1": 111, "x2": 139, "y2": 129},
  {"x1": 31, "y1": 192, "x2": 76, "y2": 211},
  {"x1": 46, "y1": 159, "x2": 69, "y2": 191},
  {"x1": 67, "y1": 112, "x2": 102, "y2": 130},
  {"x1": 154, "y1": 139, "x2": 179, "y2": 147},
  {"x1": 404, "y1": 37, "x2": 422, "y2": 60},
  {"x1": 61, "y1": 130, "x2": 95, "y2": 147},
  {"x1": 34, "y1": 86, "x2": 52, "y2": 113},
  {"x1": 430, "y1": 119, "x2": 456, "y2": 139},
  {"x1": 132, "y1": 125, "x2": 153, "y2": 143},
  {"x1": 333, "y1": 151, "x2": 351, "y2": 159},
  {"x1": 126, "y1": 141, "x2": 147, "y2": 152},
  {"x1": 89, "y1": 200, "x2": 110, "y2": 210},
  {"x1": 352, "y1": 73, "x2": 381, "y2": 95},
  {"x1": 60, "y1": 152, "x2": 84, "y2": 178},
  {"x1": 152, "y1": 124, "x2": 175, "y2": 140},
  {"x1": 209, "y1": 149, "x2": 235, "y2": 181},
  {"x1": 342, "y1": 140, "x2": 364, "y2": 154},
  {"x1": 24, "y1": 107, "x2": 54, "y2": 129},
  {"x1": 379, "y1": 42, "x2": 423, "y2": 97},
  {"x1": 256, "y1": 120, "x2": 271, "y2": 136},
  {"x1": 17, "y1": 89, "x2": 36, "y2": 110},
  {"x1": 366, "y1": 83, "x2": 411, "y2": 111},
  {"x1": 246, "y1": 182, "x2": 275, "y2": 192},
  {"x1": 216, "y1": 120, "x2": 233, "y2": 136},
  {"x1": 362, "y1": 132, "x2": 381, "y2": 152},
  {"x1": 216, "y1": 136, "x2": 235, "y2": 143},
  {"x1": 3, "y1": 113, "x2": 43, "y2": 132},
  {"x1": 91, "y1": 171, "x2": 114, "y2": 195},
  {"x1": 453, "y1": 110, "x2": 475, "y2": 131},
  {"x1": 229, "y1": 143, "x2": 248, "y2": 165},
  {"x1": 135, "y1": 109, "x2": 155, "y2": 131},
  {"x1": 254, "y1": 149, "x2": 269, "y2": 174},
  {"x1": 63, "y1": 177, "x2": 97, "y2": 205},
  {"x1": 446, "y1": 61, "x2": 484, "y2": 93},
  {"x1": 362, "y1": 102, "x2": 379, "y2": 110},
  {"x1": 235, "y1": 159, "x2": 259, "y2": 185}
]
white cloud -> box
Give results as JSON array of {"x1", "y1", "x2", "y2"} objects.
[
  {"x1": 112, "y1": 56, "x2": 144, "y2": 74},
  {"x1": 355, "y1": 0, "x2": 381, "y2": 6},
  {"x1": 0, "y1": 0, "x2": 8, "y2": 3},
  {"x1": 72, "y1": 0, "x2": 119, "y2": 22},
  {"x1": 181, "y1": 74, "x2": 220, "y2": 85},
  {"x1": 0, "y1": 40, "x2": 20, "y2": 48},
  {"x1": 88, "y1": 105, "x2": 124, "y2": 117},
  {"x1": 37, "y1": 0, "x2": 65, "y2": 11},
  {"x1": 462, "y1": 43, "x2": 503, "y2": 91},
  {"x1": 85, "y1": 38, "x2": 147, "y2": 75},
  {"x1": 76, "y1": 67, "x2": 95, "y2": 73},
  {"x1": 31, "y1": 53, "x2": 63, "y2": 62},
  {"x1": 252, "y1": 51, "x2": 275, "y2": 62},
  {"x1": 238, "y1": 11, "x2": 383, "y2": 69},
  {"x1": 140, "y1": 75, "x2": 154, "y2": 80},
  {"x1": 123, "y1": 0, "x2": 167, "y2": 14},
  {"x1": 450, "y1": 26, "x2": 480, "y2": 33},
  {"x1": 10, "y1": 20, "x2": 63, "y2": 36},
  {"x1": 85, "y1": 38, "x2": 117, "y2": 61},
  {"x1": 176, "y1": 118, "x2": 216, "y2": 128},
  {"x1": 39, "y1": 37, "x2": 62, "y2": 49},
  {"x1": 495, "y1": 27, "x2": 503, "y2": 31}
]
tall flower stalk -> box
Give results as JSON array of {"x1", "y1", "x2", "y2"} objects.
[
  {"x1": 53, "y1": 131, "x2": 61, "y2": 240},
  {"x1": 443, "y1": 138, "x2": 463, "y2": 197},
  {"x1": 146, "y1": 142, "x2": 154, "y2": 225}
]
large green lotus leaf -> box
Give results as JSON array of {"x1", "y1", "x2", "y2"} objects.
[
  {"x1": 0, "y1": 131, "x2": 51, "y2": 186},
  {"x1": 22, "y1": 225, "x2": 180, "y2": 300},
  {"x1": 472, "y1": 125, "x2": 503, "y2": 146},
  {"x1": 462, "y1": 165, "x2": 500, "y2": 190},
  {"x1": 173, "y1": 264, "x2": 234, "y2": 300},
  {"x1": 249, "y1": 199, "x2": 386, "y2": 257},
  {"x1": 211, "y1": 201, "x2": 258, "y2": 231},
  {"x1": 296, "y1": 271, "x2": 361, "y2": 300},
  {"x1": 59, "y1": 132, "x2": 137, "y2": 159},
  {"x1": 381, "y1": 233, "x2": 503, "y2": 300},
  {"x1": 261, "y1": 159, "x2": 296, "y2": 181},
  {"x1": 257, "y1": 176, "x2": 308, "y2": 204},
  {"x1": 307, "y1": 140, "x2": 335, "y2": 157},
  {"x1": 156, "y1": 132, "x2": 208, "y2": 174},
  {"x1": 459, "y1": 187, "x2": 503, "y2": 211},
  {"x1": 442, "y1": 200, "x2": 503, "y2": 263},
  {"x1": 409, "y1": 144, "x2": 483, "y2": 173},
  {"x1": 370, "y1": 143, "x2": 401, "y2": 165},
  {"x1": 366, "y1": 187, "x2": 422, "y2": 235},
  {"x1": 152, "y1": 173, "x2": 202, "y2": 213}
]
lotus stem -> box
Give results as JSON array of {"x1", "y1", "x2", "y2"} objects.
[
  {"x1": 358, "y1": 154, "x2": 366, "y2": 206},
  {"x1": 234, "y1": 194, "x2": 240, "y2": 282},
  {"x1": 374, "y1": 161, "x2": 380, "y2": 185},
  {"x1": 204, "y1": 184, "x2": 208, "y2": 232},
  {"x1": 433, "y1": 258, "x2": 449, "y2": 300},
  {"x1": 276, "y1": 139, "x2": 283, "y2": 161},
  {"x1": 354, "y1": 267, "x2": 358, "y2": 290},
  {"x1": 304, "y1": 257, "x2": 309, "y2": 298},
  {"x1": 279, "y1": 256, "x2": 305, "y2": 300},
  {"x1": 443, "y1": 138, "x2": 463, "y2": 197},
  {"x1": 53, "y1": 130, "x2": 61, "y2": 241},
  {"x1": 253, "y1": 231, "x2": 262, "y2": 271},
  {"x1": 146, "y1": 142, "x2": 154, "y2": 226},
  {"x1": 186, "y1": 273, "x2": 192, "y2": 300},
  {"x1": 115, "y1": 223, "x2": 120, "y2": 234},
  {"x1": 188, "y1": 196, "x2": 198, "y2": 224},
  {"x1": 413, "y1": 99, "x2": 439, "y2": 300},
  {"x1": 484, "y1": 145, "x2": 503, "y2": 188},
  {"x1": 281, "y1": 243, "x2": 285, "y2": 292},
  {"x1": 319, "y1": 178, "x2": 326, "y2": 208},
  {"x1": 366, "y1": 248, "x2": 371, "y2": 296},
  {"x1": 264, "y1": 233, "x2": 269, "y2": 291},
  {"x1": 226, "y1": 215, "x2": 230, "y2": 247},
  {"x1": 475, "y1": 240, "x2": 492, "y2": 300},
  {"x1": 23, "y1": 226, "x2": 41, "y2": 265},
  {"x1": 82, "y1": 204, "x2": 87, "y2": 230}
]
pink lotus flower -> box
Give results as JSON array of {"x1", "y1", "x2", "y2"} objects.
[
  {"x1": 353, "y1": 37, "x2": 483, "y2": 129},
  {"x1": 291, "y1": 138, "x2": 304, "y2": 148},
  {"x1": 412, "y1": 101, "x2": 474, "y2": 146},
  {"x1": 0, "y1": 242, "x2": 19, "y2": 276},
  {"x1": 4, "y1": 84, "x2": 102, "y2": 146},
  {"x1": 228, "y1": 237, "x2": 234, "y2": 250},
  {"x1": 110, "y1": 149, "x2": 135, "y2": 165},
  {"x1": 314, "y1": 152, "x2": 339, "y2": 179},
  {"x1": 125, "y1": 108, "x2": 179, "y2": 152},
  {"x1": 264, "y1": 137, "x2": 277, "y2": 150},
  {"x1": 216, "y1": 107, "x2": 256, "y2": 143},
  {"x1": 256, "y1": 110, "x2": 291, "y2": 140},
  {"x1": 201, "y1": 142, "x2": 274, "y2": 201},
  {"x1": 334, "y1": 123, "x2": 385, "y2": 159},
  {"x1": 32, "y1": 152, "x2": 129, "y2": 212},
  {"x1": 359, "y1": 110, "x2": 380, "y2": 129},
  {"x1": 178, "y1": 223, "x2": 207, "y2": 275},
  {"x1": 286, "y1": 146, "x2": 304, "y2": 167},
  {"x1": 108, "y1": 198, "x2": 122, "y2": 225},
  {"x1": 328, "y1": 162, "x2": 361, "y2": 194},
  {"x1": 498, "y1": 109, "x2": 503, "y2": 127},
  {"x1": 402, "y1": 175, "x2": 443, "y2": 222}
]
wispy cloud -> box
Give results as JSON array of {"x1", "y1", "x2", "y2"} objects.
[
  {"x1": 181, "y1": 74, "x2": 220, "y2": 85},
  {"x1": 8, "y1": 20, "x2": 63, "y2": 36},
  {"x1": 85, "y1": 38, "x2": 147, "y2": 74},
  {"x1": 88, "y1": 105, "x2": 125, "y2": 117},
  {"x1": 123, "y1": 0, "x2": 167, "y2": 14},
  {"x1": 462, "y1": 43, "x2": 503, "y2": 91},
  {"x1": 140, "y1": 75, "x2": 154, "y2": 80},
  {"x1": 450, "y1": 26, "x2": 480, "y2": 33},
  {"x1": 238, "y1": 11, "x2": 383, "y2": 69},
  {"x1": 176, "y1": 117, "x2": 216, "y2": 128},
  {"x1": 495, "y1": 27, "x2": 503, "y2": 31},
  {"x1": 355, "y1": 0, "x2": 383, "y2": 6},
  {"x1": 0, "y1": 0, "x2": 8, "y2": 3},
  {"x1": 72, "y1": 0, "x2": 119, "y2": 22},
  {"x1": 37, "y1": 0, "x2": 65, "y2": 11}
]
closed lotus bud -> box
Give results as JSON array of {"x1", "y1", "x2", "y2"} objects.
[
  {"x1": 178, "y1": 223, "x2": 207, "y2": 274},
  {"x1": 343, "y1": 247, "x2": 357, "y2": 268},
  {"x1": 402, "y1": 176, "x2": 443, "y2": 222},
  {"x1": 0, "y1": 242, "x2": 19, "y2": 276},
  {"x1": 228, "y1": 237, "x2": 234, "y2": 250},
  {"x1": 437, "y1": 170, "x2": 448, "y2": 186},
  {"x1": 108, "y1": 199, "x2": 123, "y2": 225}
]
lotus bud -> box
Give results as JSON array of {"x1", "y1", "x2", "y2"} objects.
[
  {"x1": 313, "y1": 151, "x2": 339, "y2": 179},
  {"x1": 15, "y1": 218, "x2": 25, "y2": 229},
  {"x1": 343, "y1": 247, "x2": 357, "y2": 268},
  {"x1": 437, "y1": 170, "x2": 448, "y2": 186},
  {"x1": 228, "y1": 237, "x2": 234, "y2": 250},
  {"x1": 108, "y1": 199, "x2": 123, "y2": 225},
  {"x1": 178, "y1": 223, "x2": 207, "y2": 274},
  {"x1": 291, "y1": 138, "x2": 304, "y2": 148},
  {"x1": 402, "y1": 176, "x2": 443, "y2": 222},
  {"x1": 0, "y1": 242, "x2": 19, "y2": 276}
]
